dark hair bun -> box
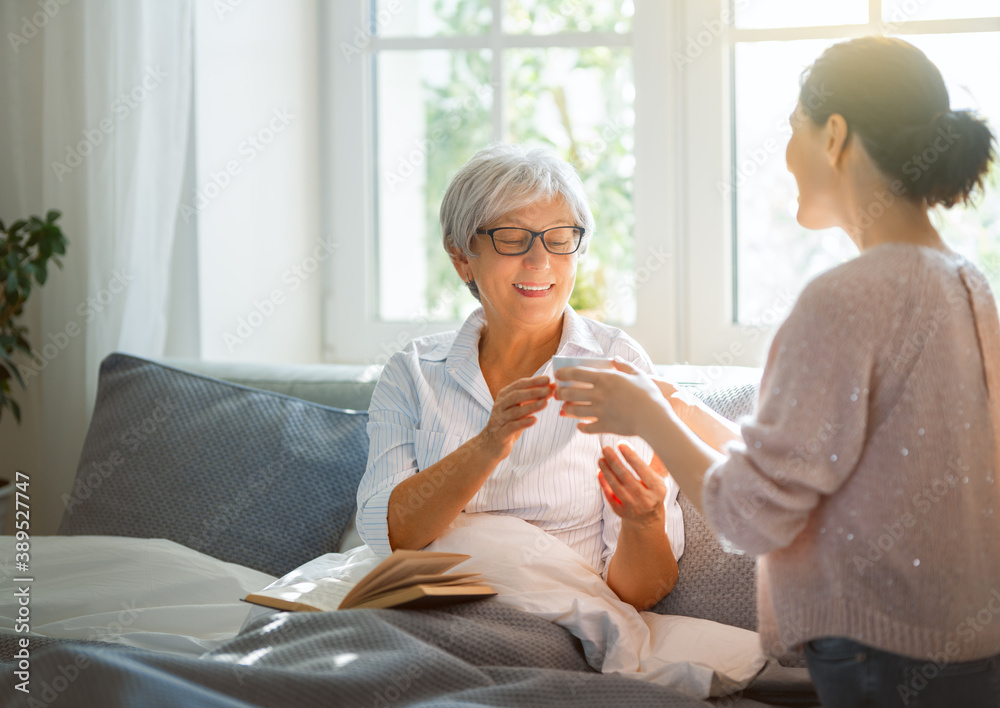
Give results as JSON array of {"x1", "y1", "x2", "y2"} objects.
[
  {"x1": 801, "y1": 37, "x2": 997, "y2": 209},
  {"x1": 907, "y1": 110, "x2": 996, "y2": 208}
]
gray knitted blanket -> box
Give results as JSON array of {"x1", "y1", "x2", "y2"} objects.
[{"x1": 0, "y1": 599, "x2": 819, "y2": 707}]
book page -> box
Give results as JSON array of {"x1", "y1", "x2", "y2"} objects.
[
  {"x1": 371, "y1": 572, "x2": 482, "y2": 596},
  {"x1": 246, "y1": 575, "x2": 358, "y2": 613},
  {"x1": 339, "y1": 550, "x2": 470, "y2": 609},
  {"x1": 346, "y1": 583, "x2": 496, "y2": 610}
]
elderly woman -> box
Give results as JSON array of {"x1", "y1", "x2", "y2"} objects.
[{"x1": 356, "y1": 144, "x2": 683, "y2": 609}]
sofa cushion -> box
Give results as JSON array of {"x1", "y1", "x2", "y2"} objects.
[
  {"x1": 57, "y1": 352, "x2": 369, "y2": 577},
  {"x1": 652, "y1": 492, "x2": 758, "y2": 631},
  {"x1": 651, "y1": 382, "x2": 760, "y2": 631}
]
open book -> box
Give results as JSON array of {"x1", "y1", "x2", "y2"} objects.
[{"x1": 243, "y1": 549, "x2": 496, "y2": 612}]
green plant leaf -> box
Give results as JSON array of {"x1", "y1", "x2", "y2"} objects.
[
  {"x1": 17, "y1": 278, "x2": 30, "y2": 301},
  {"x1": 35, "y1": 262, "x2": 48, "y2": 285},
  {"x1": 0, "y1": 357, "x2": 24, "y2": 388},
  {"x1": 5, "y1": 271, "x2": 17, "y2": 296},
  {"x1": 9, "y1": 219, "x2": 27, "y2": 235},
  {"x1": 46, "y1": 209, "x2": 61, "y2": 223},
  {"x1": 9, "y1": 398, "x2": 21, "y2": 424}
]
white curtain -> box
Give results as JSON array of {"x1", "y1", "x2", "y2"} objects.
[{"x1": 0, "y1": 0, "x2": 194, "y2": 533}]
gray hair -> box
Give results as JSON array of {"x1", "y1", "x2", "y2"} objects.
[{"x1": 440, "y1": 144, "x2": 595, "y2": 301}]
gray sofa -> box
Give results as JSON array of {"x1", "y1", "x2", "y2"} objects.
[
  {"x1": 156, "y1": 356, "x2": 766, "y2": 630},
  {"x1": 10, "y1": 352, "x2": 820, "y2": 708}
]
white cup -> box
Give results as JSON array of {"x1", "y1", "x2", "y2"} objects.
[{"x1": 551, "y1": 356, "x2": 614, "y2": 385}]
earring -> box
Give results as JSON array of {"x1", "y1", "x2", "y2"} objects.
[{"x1": 466, "y1": 274, "x2": 474, "y2": 284}]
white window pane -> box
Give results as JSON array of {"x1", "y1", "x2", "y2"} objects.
[
  {"x1": 503, "y1": 0, "x2": 633, "y2": 34},
  {"x1": 374, "y1": 0, "x2": 491, "y2": 37},
  {"x1": 375, "y1": 50, "x2": 492, "y2": 321},
  {"x1": 505, "y1": 47, "x2": 636, "y2": 323},
  {"x1": 735, "y1": 0, "x2": 868, "y2": 29},
  {"x1": 902, "y1": 32, "x2": 1000, "y2": 291},
  {"x1": 733, "y1": 39, "x2": 856, "y2": 325},
  {"x1": 883, "y1": 0, "x2": 1000, "y2": 22},
  {"x1": 734, "y1": 34, "x2": 1000, "y2": 325}
]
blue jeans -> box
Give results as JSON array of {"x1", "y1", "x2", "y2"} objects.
[{"x1": 805, "y1": 637, "x2": 1000, "y2": 708}]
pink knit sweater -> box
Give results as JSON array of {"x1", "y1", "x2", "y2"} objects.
[{"x1": 702, "y1": 243, "x2": 1000, "y2": 662}]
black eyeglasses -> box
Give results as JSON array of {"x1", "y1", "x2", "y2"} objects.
[{"x1": 474, "y1": 226, "x2": 585, "y2": 256}]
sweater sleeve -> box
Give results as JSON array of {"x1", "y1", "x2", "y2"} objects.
[{"x1": 701, "y1": 276, "x2": 876, "y2": 556}]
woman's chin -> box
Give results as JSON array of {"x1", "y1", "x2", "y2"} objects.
[{"x1": 795, "y1": 207, "x2": 828, "y2": 231}]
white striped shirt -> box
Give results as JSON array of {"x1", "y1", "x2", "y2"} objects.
[{"x1": 356, "y1": 306, "x2": 684, "y2": 577}]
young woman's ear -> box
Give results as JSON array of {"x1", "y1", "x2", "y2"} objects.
[{"x1": 824, "y1": 113, "x2": 850, "y2": 168}]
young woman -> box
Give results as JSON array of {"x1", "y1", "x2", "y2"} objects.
[{"x1": 556, "y1": 36, "x2": 1000, "y2": 706}]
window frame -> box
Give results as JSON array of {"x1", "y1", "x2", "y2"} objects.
[
  {"x1": 323, "y1": 0, "x2": 681, "y2": 365},
  {"x1": 682, "y1": 0, "x2": 1000, "y2": 370},
  {"x1": 323, "y1": 0, "x2": 1000, "y2": 369}
]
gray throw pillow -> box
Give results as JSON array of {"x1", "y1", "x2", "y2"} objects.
[
  {"x1": 57, "y1": 352, "x2": 369, "y2": 578},
  {"x1": 651, "y1": 382, "x2": 760, "y2": 631}
]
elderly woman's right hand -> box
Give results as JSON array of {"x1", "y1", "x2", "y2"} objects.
[{"x1": 476, "y1": 375, "x2": 555, "y2": 461}]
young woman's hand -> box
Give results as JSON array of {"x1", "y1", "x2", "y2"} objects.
[
  {"x1": 476, "y1": 376, "x2": 554, "y2": 460},
  {"x1": 554, "y1": 359, "x2": 670, "y2": 437},
  {"x1": 598, "y1": 443, "x2": 668, "y2": 526}
]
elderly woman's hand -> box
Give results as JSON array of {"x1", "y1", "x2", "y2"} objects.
[
  {"x1": 554, "y1": 359, "x2": 670, "y2": 437},
  {"x1": 476, "y1": 376, "x2": 555, "y2": 461},
  {"x1": 598, "y1": 443, "x2": 669, "y2": 525}
]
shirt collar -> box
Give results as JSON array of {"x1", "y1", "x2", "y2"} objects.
[
  {"x1": 442, "y1": 306, "x2": 604, "y2": 364},
  {"x1": 554, "y1": 305, "x2": 605, "y2": 358},
  {"x1": 438, "y1": 306, "x2": 607, "y2": 411},
  {"x1": 444, "y1": 308, "x2": 493, "y2": 411}
]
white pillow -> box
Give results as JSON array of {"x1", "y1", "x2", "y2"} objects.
[
  {"x1": 426, "y1": 512, "x2": 767, "y2": 699},
  {"x1": 0, "y1": 536, "x2": 276, "y2": 657}
]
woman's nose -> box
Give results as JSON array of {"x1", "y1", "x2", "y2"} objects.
[{"x1": 522, "y1": 236, "x2": 550, "y2": 269}]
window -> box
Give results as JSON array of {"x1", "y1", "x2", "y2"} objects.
[
  {"x1": 325, "y1": 2, "x2": 1000, "y2": 368},
  {"x1": 685, "y1": 0, "x2": 1000, "y2": 367},
  {"x1": 326, "y1": 1, "x2": 677, "y2": 364},
  {"x1": 731, "y1": 1, "x2": 1000, "y2": 325}
]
